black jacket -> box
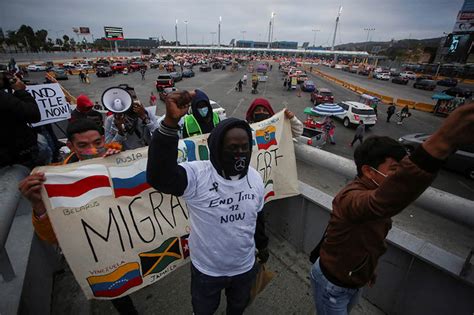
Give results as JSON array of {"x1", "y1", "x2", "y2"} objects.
[
  {"x1": 0, "y1": 89, "x2": 41, "y2": 167},
  {"x1": 147, "y1": 117, "x2": 268, "y2": 250}
]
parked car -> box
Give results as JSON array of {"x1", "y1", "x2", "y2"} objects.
[
  {"x1": 210, "y1": 100, "x2": 227, "y2": 121},
  {"x1": 415, "y1": 75, "x2": 434, "y2": 82},
  {"x1": 437, "y1": 78, "x2": 458, "y2": 87},
  {"x1": 182, "y1": 69, "x2": 195, "y2": 78},
  {"x1": 62, "y1": 62, "x2": 76, "y2": 69},
  {"x1": 301, "y1": 80, "x2": 316, "y2": 92},
  {"x1": 111, "y1": 63, "x2": 128, "y2": 73},
  {"x1": 27, "y1": 64, "x2": 47, "y2": 72},
  {"x1": 49, "y1": 68, "x2": 68, "y2": 80},
  {"x1": 399, "y1": 133, "x2": 474, "y2": 179},
  {"x1": 212, "y1": 62, "x2": 222, "y2": 69},
  {"x1": 76, "y1": 63, "x2": 92, "y2": 70},
  {"x1": 443, "y1": 87, "x2": 472, "y2": 99},
  {"x1": 335, "y1": 101, "x2": 377, "y2": 128},
  {"x1": 169, "y1": 71, "x2": 183, "y2": 82},
  {"x1": 199, "y1": 65, "x2": 212, "y2": 72},
  {"x1": 358, "y1": 69, "x2": 370, "y2": 76},
  {"x1": 129, "y1": 62, "x2": 147, "y2": 71},
  {"x1": 374, "y1": 72, "x2": 391, "y2": 80},
  {"x1": 156, "y1": 74, "x2": 174, "y2": 91},
  {"x1": 391, "y1": 76, "x2": 409, "y2": 85},
  {"x1": 413, "y1": 79, "x2": 436, "y2": 91},
  {"x1": 399, "y1": 71, "x2": 417, "y2": 80},
  {"x1": 96, "y1": 66, "x2": 114, "y2": 77},
  {"x1": 311, "y1": 88, "x2": 334, "y2": 105}
]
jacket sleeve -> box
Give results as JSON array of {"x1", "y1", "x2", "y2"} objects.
[
  {"x1": 31, "y1": 214, "x2": 58, "y2": 244},
  {"x1": 339, "y1": 146, "x2": 441, "y2": 222},
  {"x1": 144, "y1": 107, "x2": 159, "y2": 134},
  {"x1": 147, "y1": 123, "x2": 188, "y2": 196},
  {"x1": 104, "y1": 116, "x2": 125, "y2": 144},
  {"x1": 0, "y1": 90, "x2": 41, "y2": 123},
  {"x1": 290, "y1": 116, "x2": 304, "y2": 137},
  {"x1": 254, "y1": 211, "x2": 269, "y2": 250}
]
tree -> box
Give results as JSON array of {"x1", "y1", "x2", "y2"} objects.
[{"x1": 56, "y1": 38, "x2": 63, "y2": 46}]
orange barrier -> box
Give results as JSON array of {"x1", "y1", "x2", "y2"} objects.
[
  {"x1": 69, "y1": 69, "x2": 96, "y2": 75},
  {"x1": 396, "y1": 99, "x2": 417, "y2": 108},
  {"x1": 414, "y1": 102, "x2": 435, "y2": 113}
]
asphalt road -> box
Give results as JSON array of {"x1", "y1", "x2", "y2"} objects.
[
  {"x1": 315, "y1": 65, "x2": 474, "y2": 104},
  {"x1": 27, "y1": 63, "x2": 474, "y2": 200}
]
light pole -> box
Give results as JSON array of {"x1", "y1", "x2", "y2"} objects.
[
  {"x1": 312, "y1": 29, "x2": 320, "y2": 48},
  {"x1": 364, "y1": 27, "x2": 375, "y2": 52},
  {"x1": 175, "y1": 19, "x2": 178, "y2": 47},
  {"x1": 241, "y1": 30, "x2": 246, "y2": 41},
  {"x1": 267, "y1": 12, "x2": 275, "y2": 48},
  {"x1": 218, "y1": 16, "x2": 222, "y2": 47},
  {"x1": 184, "y1": 20, "x2": 189, "y2": 51},
  {"x1": 210, "y1": 32, "x2": 216, "y2": 46}
]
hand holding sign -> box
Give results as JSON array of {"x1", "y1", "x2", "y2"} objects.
[{"x1": 164, "y1": 90, "x2": 195, "y2": 128}]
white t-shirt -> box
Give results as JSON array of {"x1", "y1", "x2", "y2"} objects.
[{"x1": 180, "y1": 160, "x2": 264, "y2": 277}]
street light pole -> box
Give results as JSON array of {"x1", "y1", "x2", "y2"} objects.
[
  {"x1": 312, "y1": 29, "x2": 320, "y2": 48},
  {"x1": 210, "y1": 32, "x2": 216, "y2": 46},
  {"x1": 218, "y1": 16, "x2": 221, "y2": 48},
  {"x1": 364, "y1": 27, "x2": 375, "y2": 52},
  {"x1": 175, "y1": 19, "x2": 178, "y2": 47},
  {"x1": 184, "y1": 20, "x2": 189, "y2": 51},
  {"x1": 241, "y1": 30, "x2": 246, "y2": 41}
]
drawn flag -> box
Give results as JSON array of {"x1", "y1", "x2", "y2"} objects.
[
  {"x1": 44, "y1": 164, "x2": 112, "y2": 208},
  {"x1": 256, "y1": 126, "x2": 277, "y2": 150},
  {"x1": 264, "y1": 179, "x2": 275, "y2": 201},
  {"x1": 180, "y1": 234, "x2": 190, "y2": 259},
  {"x1": 139, "y1": 237, "x2": 182, "y2": 277},
  {"x1": 109, "y1": 161, "x2": 152, "y2": 198},
  {"x1": 86, "y1": 262, "x2": 143, "y2": 298}
]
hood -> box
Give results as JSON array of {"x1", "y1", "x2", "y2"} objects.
[
  {"x1": 208, "y1": 117, "x2": 253, "y2": 179},
  {"x1": 246, "y1": 98, "x2": 275, "y2": 122},
  {"x1": 191, "y1": 89, "x2": 212, "y2": 121}
]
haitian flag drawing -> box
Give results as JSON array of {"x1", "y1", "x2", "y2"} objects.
[{"x1": 35, "y1": 110, "x2": 298, "y2": 299}]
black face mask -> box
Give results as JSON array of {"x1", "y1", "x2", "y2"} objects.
[
  {"x1": 253, "y1": 113, "x2": 271, "y2": 122},
  {"x1": 221, "y1": 150, "x2": 251, "y2": 177}
]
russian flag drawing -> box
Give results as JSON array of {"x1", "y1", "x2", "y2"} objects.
[
  {"x1": 44, "y1": 165, "x2": 112, "y2": 208},
  {"x1": 109, "y1": 160, "x2": 152, "y2": 198}
]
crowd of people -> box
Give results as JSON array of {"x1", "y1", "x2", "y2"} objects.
[{"x1": 2, "y1": 58, "x2": 474, "y2": 315}]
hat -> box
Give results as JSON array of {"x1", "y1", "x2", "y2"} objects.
[{"x1": 76, "y1": 94, "x2": 94, "y2": 112}]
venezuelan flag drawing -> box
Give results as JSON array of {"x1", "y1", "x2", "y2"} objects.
[
  {"x1": 44, "y1": 165, "x2": 112, "y2": 208},
  {"x1": 139, "y1": 237, "x2": 182, "y2": 277},
  {"x1": 256, "y1": 126, "x2": 277, "y2": 150},
  {"x1": 87, "y1": 262, "x2": 143, "y2": 298},
  {"x1": 108, "y1": 160, "x2": 151, "y2": 198}
]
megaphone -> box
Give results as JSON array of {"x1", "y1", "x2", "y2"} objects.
[{"x1": 101, "y1": 87, "x2": 133, "y2": 113}]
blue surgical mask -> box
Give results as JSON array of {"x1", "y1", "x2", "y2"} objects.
[{"x1": 197, "y1": 107, "x2": 209, "y2": 117}]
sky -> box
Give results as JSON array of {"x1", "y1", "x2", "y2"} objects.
[{"x1": 0, "y1": 0, "x2": 465, "y2": 46}]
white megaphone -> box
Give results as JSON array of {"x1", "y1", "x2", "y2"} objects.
[{"x1": 101, "y1": 87, "x2": 133, "y2": 113}]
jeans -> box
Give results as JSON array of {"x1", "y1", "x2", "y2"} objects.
[
  {"x1": 191, "y1": 263, "x2": 258, "y2": 315},
  {"x1": 350, "y1": 135, "x2": 363, "y2": 146},
  {"x1": 310, "y1": 258, "x2": 362, "y2": 315}
]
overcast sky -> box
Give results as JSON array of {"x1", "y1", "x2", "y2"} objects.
[{"x1": 0, "y1": 0, "x2": 465, "y2": 46}]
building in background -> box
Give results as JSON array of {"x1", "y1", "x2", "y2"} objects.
[{"x1": 236, "y1": 40, "x2": 298, "y2": 49}]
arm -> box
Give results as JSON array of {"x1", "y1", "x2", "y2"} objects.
[
  {"x1": 143, "y1": 107, "x2": 160, "y2": 134},
  {"x1": 0, "y1": 83, "x2": 41, "y2": 123},
  {"x1": 104, "y1": 115, "x2": 125, "y2": 144},
  {"x1": 284, "y1": 109, "x2": 303, "y2": 137},
  {"x1": 147, "y1": 91, "x2": 195, "y2": 195}
]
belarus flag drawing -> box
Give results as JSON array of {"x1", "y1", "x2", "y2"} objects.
[
  {"x1": 44, "y1": 165, "x2": 113, "y2": 208},
  {"x1": 109, "y1": 160, "x2": 152, "y2": 198}
]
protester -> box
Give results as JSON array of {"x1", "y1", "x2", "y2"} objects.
[
  {"x1": 245, "y1": 98, "x2": 304, "y2": 138},
  {"x1": 237, "y1": 79, "x2": 243, "y2": 92},
  {"x1": 147, "y1": 90, "x2": 265, "y2": 315},
  {"x1": 310, "y1": 103, "x2": 474, "y2": 315},
  {"x1": 104, "y1": 100, "x2": 159, "y2": 150},
  {"x1": 70, "y1": 94, "x2": 104, "y2": 128},
  {"x1": 350, "y1": 120, "x2": 365, "y2": 147},
  {"x1": 386, "y1": 104, "x2": 396, "y2": 123},
  {"x1": 397, "y1": 105, "x2": 410, "y2": 125},
  {"x1": 243, "y1": 73, "x2": 248, "y2": 85},
  {"x1": 0, "y1": 74, "x2": 41, "y2": 169},
  {"x1": 149, "y1": 91, "x2": 157, "y2": 106},
  {"x1": 182, "y1": 89, "x2": 220, "y2": 138},
  {"x1": 140, "y1": 68, "x2": 146, "y2": 80},
  {"x1": 79, "y1": 71, "x2": 86, "y2": 83},
  {"x1": 322, "y1": 116, "x2": 336, "y2": 145},
  {"x1": 17, "y1": 119, "x2": 137, "y2": 315}
]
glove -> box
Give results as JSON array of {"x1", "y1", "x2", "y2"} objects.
[{"x1": 257, "y1": 247, "x2": 269, "y2": 264}]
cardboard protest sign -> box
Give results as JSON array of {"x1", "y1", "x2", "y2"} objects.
[
  {"x1": 26, "y1": 83, "x2": 71, "y2": 127},
  {"x1": 35, "y1": 110, "x2": 298, "y2": 299}
]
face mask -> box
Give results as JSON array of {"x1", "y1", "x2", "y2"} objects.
[
  {"x1": 370, "y1": 167, "x2": 387, "y2": 187},
  {"x1": 253, "y1": 113, "x2": 271, "y2": 122},
  {"x1": 78, "y1": 147, "x2": 107, "y2": 160},
  {"x1": 221, "y1": 150, "x2": 251, "y2": 177},
  {"x1": 197, "y1": 107, "x2": 209, "y2": 117}
]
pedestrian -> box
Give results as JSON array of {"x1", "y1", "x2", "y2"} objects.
[
  {"x1": 243, "y1": 73, "x2": 248, "y2": 85},
  {"x1": 140, "y1": 68, "x2": 146, "y2": 80},
  {"x1": 69, "y1": 94, "x2": 104, "y2": 129},
  {"x1": 310, "y1": 66, "x2": 313, "y2": 73},
  {"x1": 182, "y1": 89, "x2": 220, "y2": 138},
  {"x1": 323, "y1": 116, "x2": 336, "y2": 145},
  {"x1": 386, "y1": 103, "x2": 396, "y2": 123},
  {"x1": 350, "y1": 120, "x2": 365, "y2": 147},
  {"x1": 79, "y1": 71, "x2": 85, "y2": 83},
  {"x1": 270, "y1": 64, "x2": 273, "y2": 71},
  {"x1": 147, "y1": 90, "x2": 265, "y2": 315},
  {"x1": 309, "y1": 103, "x2": 474, "y2": 315},
  {"x1": 85, "y1": 72, "x2": 90, "y2": 84},
  {"x1": 149, "y1": 92, "x2": 157, "y2": 106},
  {"x1": 283, "y1": 78, "x2": 287, "y2": 88},
  {"x1": 237, "y1": 79, "x2": 243, "y2": 92},
  {"x1": 397, "y1": 105, "x2": 410, "y2": 125}
]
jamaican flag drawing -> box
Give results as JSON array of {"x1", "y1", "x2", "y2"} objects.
[{"x1": 139, "y1": 237, "x2": 182, "y2": 277}]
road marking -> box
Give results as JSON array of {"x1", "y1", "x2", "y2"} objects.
[
  {"x1": 226, "y1": 86, "x2": 235, "y2": 95},
  {"x1": 458, "y1": 180, "x2": 474, "y2": 193},
  {"x1": 231, "y1": 98, "x2": 245, "y2": 116}
]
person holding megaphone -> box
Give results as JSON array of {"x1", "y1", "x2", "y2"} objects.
[{"x1": 103, "y1": 85, "x2": 159, "y2": 150}]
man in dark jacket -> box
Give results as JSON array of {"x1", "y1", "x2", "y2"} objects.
[
  {"x1": 0, "y1": 75, "x2": 41, "y2": 169},
  {"x1": 182, "y1": 89, "x2": 219, "y2": 138},
  {"x1": 310, "y1": 103, "x2": 474, "y2": 314},
  {"x1": 147, "y1": 90, "x2": 266, "y2": 315},
  {"x1": 386, "y1": 104, "x2": 396, "y2": 122}
]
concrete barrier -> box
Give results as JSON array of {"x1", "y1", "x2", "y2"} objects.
[
  {"x1": 396, "y1": 99, "x2": 417, "y2": 108},
  {"x1": 414, "y1": 102, "x2": 435, "y2": 113}
]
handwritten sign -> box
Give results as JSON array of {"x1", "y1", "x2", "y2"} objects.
[
  {"x1": 26, "y1": 83, "x2": 71, "y2": 127},
  {"x1": 35, "y1": 110, "x2": 299, "y2": 299}
]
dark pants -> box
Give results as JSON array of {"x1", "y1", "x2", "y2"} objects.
[
  {"x1": 351, "y1": 135, "x2": 363, "y2": 146},
  {"x1": 111, "y1": 296, "x2": 138, "y2": 315},
  {"x1": 191, "y1": 263, "x2": 258, "y2": 315},
  {"x1": 387, "y1": 112, "x2": 394, "y2": 122}
]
